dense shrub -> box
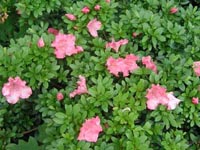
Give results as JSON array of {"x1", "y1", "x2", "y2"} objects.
[{"x1": 0, "y1": 0, "x2": 200, "y2": 149}]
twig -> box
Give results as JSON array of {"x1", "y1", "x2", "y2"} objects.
[{"x1": 22, "y1": 127, "x2": 38, "y2": 135}]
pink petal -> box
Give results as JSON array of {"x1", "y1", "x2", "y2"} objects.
[
  {"x1": 170, "y1": 7, "x2": 178, "y2": 14},
  {"x1": 20, "y1": 86, "x2": 32, "y2": 99},
  {"x1": 70, "y1": 75, "x2": 88, "y2": 98},
  {"x1": 51, "y1": 33, "x2": 83, "y2": 59},
  {"x1": 5, "y1": 94, "x2": 20, "y2": 104},
  {"x1": 146, "y1": 99, "x2": 160, "y2": 110},
  {"x1": 2, "y1": 83, "x2": 11, "y2": 96},
  {"x1": 142, "y1": 56, "x2": 157, "y2": 73},
  {"x1": 124, "y1": 54, "x2": 139, "y2": 73},
  {"x1": 54, "y1": 48, "x2": 66, "y2": 59},
  {"x1": 37, "y1": 38, "x2": 45, "y2": 48},
  {"x1": 166, "y1": 92, "x2": 181, "y2": 110},
  {"x1": 106, "y1": 39, "x2": 128, "y2": 52},
  {"x1": 106, "y1": 54, "x2": 139, "y2": 77},
  {"x1": 57, "y1": 92, "x2": 64, "y2": 101},
  {"x1": 146, "y1": 85, "x2": 181, "y2": 110},
  {"x1": 2, "y1": 77, "x2": 32, "y2": 104},
  {"x1": 65, "y1": 14, "x2": 76, "y2": 21},
  {"x1": 48, "y1": 28, "x2": 59, "y2": 35},
  {"x1": 94, "y1": 5, "x2": 101, "y2": 11},
  {"x1": 193, "y1": 61, "x2": 200, "y2": 77},
  {"x1": 87, "y1": 18, "x2": 102, "y2": 37},
  {"x1": 82, "y1": 6, "x2": 90, "y2": 14},
  {"x1": 192, "y1": 97, "x2": 199, "y2": 104},
  {"x1": 146, "y1": 84, "x2": 169, "y2": 107},
  {"x1": 78, "y1": 116, "x2": 102, "y2": 142}
]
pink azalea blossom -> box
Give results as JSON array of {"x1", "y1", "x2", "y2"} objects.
[
  {"x1": 170, "y1": 7, "x2": 178, "y2": 14},
  {"x1": 69, "y1": 75, "x2": 88, "y2": 98},
  {"x1": 123, "y1": 54, "x2": 139, "y2": 76},
  {"x1": 106, "y1": 54, "x2": 139, "y2": 77},
  {"x1": 146, "y1": 84, "x2": 181, "y2": 110},
  {"x1": 142, "y1": 56, "x2": 157, "y2": 73},
  {"x1": 48, "y1": 27, "x2": 59, "y2": 35},
  {"x1": 65, "y1": 13, "x2": 76, "y2": 21},
  {"x1": 94, "y1": 5, "x2": 101, "y2": 11},
  {"x1": 2, "y1": 77, "x2": 32, "y2": 104},
  {"x1": 166, "y1": 92, "x2": 181, "y2": 110},
  {"x1": 37, "y1": 37, "x2": 45, "y2": 48},
  {"x1": 146, "y1": 84, "x2": 169, "y2": 110},
  {"x1": 106, "y1": 39, "x2": 128, "y2": 52},
  {"x1": 57, "y1": 92, "x2": 64, "y2": 101},
  {"x1": 106, "y1": 57, "x2": 123, "y2": 76},
  {"x1": 82, "y1": 6, "x2": 90, "y2": 14},
  {"x1": 51, "y1": 33, "x2": 83, "y2": 59},
  {"x1": 106, "y1": 0, "x2": 110, "y2": 3},
  {"x1": 146, "y1": 99, "x2": 160, "y2": 110},
  {"x1": 192, "y1": 97, "x2": 199, "y2": 105},
  {"x1": 87, "y1": 18, "x2": 102, "y2": 37},
  {"x1": 193, "y1": 61, "x2": 200, "y2": 77},
  {"x1": 78, "y1": 116, "x2": 102, "y2": 142}
]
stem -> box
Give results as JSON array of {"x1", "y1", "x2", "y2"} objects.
[{"x1": 22, "y1": 127, "x2": 38, "y2": 135}]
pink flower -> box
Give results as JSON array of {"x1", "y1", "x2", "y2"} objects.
[
  {"x1": 142, "y1": 56, "x2": 157, "y2": 73},
  {"x1": 57, "y1": 92, "x2": 64, "y2": 101},
  {"x1": 106, "y1": 54, "x2": 139, "y2": 77},
  {"x1": 65, "y1": 13, "x2": 76, "y2": 21},
  {"x1": 106, "y1": 57, "x2": 123, "y2": 76},
  {"x1": 87, "y1": 18, "x2": 102, "y2": 37},
  {"x1": 146, "y1": 84, "x2": 169, "y2": 110},
  {"x1": 170, "y1": 7, "x2": 178, "y2": 14},
  {"x1": 192, "y1": 97, "x2": 199, "y2": 105},
  {"x1": 2, "y1": 77, "x2": 32, "y2": 104},
  {"x1": 51, "y1": 33, "x2": 83, "y2": 59},
  {"x1": 82, "y1": 6, "x2": 90, "y2": 14},
  {"x1": 106, "y1": 39, "x2": 128, "y2": 52},
  {"x1": 94, "y1": 5, "x2": 101, "y2": 11},
  {"x1": 106, "y1": 0, "x2": 110, "y2": 3},
  {"x1": 193, "y1": 61, "x2": 200, "y2": 77},
  {"x1": 48, "y1": 28, "x2": 59, "y2": 35},
  {"x1": 166, "y1": 92, "x2": 181, "y2": 110},
  {"x1": 69, "y1": 75, "x2": 88, "y2": 98},
  {"x1": 146, "y1": 84, "x2": 181, "y2": 110},
  {"x1": 37, "y1": 37, "x2": 45, "y2": 48},
  {"x1": 123, "y1": 54, "x2": 139, "y2": 73},
  {"x1": 78, "y1": 116, "x2": 102, "y2": 142},
  {"x1": 146, "y1": 99, "x2": 160, "y2": 110}
]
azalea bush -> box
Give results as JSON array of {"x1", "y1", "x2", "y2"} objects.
[{"x1": 1, "y1": 0, "x2": 200, "y2": 149}]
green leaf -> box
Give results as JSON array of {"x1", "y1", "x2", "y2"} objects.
[
  {"x1": 158, "y1": 35, "x2": 166, "y2": 42},
  {"x1": 102, "y1": 103, "x2": 108, "y2": 112},
  {"x1": 168, "y1": 114, "x2": 177, "y2": 127},
  {"x1": 53, "y1": 118, "x2": 64, "y2": 124},
  {"x1": 142, "y1": 36, "x2": 149, "y2": 43},
  {"x1": 89, "y1": 88, "x2": 96, "y2": 97},
  {"x1": 73, "y1": 104, "x2": 80, "y2": 116},
  {"x1": 152, "y1": 37, "x2": 157, "y2": 48},
  {"x1": 6, "y1": 137, "x2": 39, "y2": 150},
  {"x1": 55, "y1": 112, "x2": 66, "y2": 119},
  {"x1": 137, "y1": 79, "x2": 145, "y2": 92},
  {"x1": 60, "y1": 124, "x2": 68, "y2": 134},
  {"x1": 134, "y1": 68, "x2": 143, "y2": 75}
]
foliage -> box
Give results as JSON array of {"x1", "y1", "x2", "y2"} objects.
[{"x1": 0, "y1": 0, "x2": 200, "y2": 149}]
